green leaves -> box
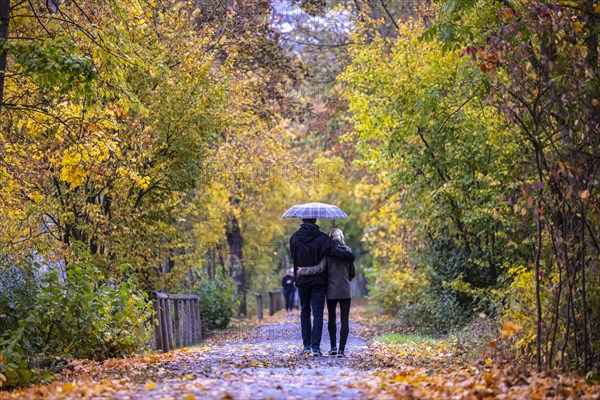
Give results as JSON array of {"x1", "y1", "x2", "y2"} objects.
[
  {"x1": 0, "y1": 258, "x2": 152, "y2": 388},
  {"x1": 8, "y1": 39, "x2": 95, "y2": 98}
]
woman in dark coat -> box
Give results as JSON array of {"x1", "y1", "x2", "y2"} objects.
[{"x1": 297, "y1": 228, "x2": 355, "y2": 357}]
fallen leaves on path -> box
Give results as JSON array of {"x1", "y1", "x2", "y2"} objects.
[
  {"x1": 2, "y1": 308, "x2": 599, "y2": 399},
  {"x1": 0, "y1": 313, "x2": 370, "y2": 399}
]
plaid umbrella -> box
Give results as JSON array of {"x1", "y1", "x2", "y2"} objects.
[{"x1": 282, "y1": 202, "x2": 348, "y2": 219}]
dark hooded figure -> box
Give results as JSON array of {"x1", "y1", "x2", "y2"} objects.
[{"x1": 289, "y1": 218, "x2": 355, "y2": 356}]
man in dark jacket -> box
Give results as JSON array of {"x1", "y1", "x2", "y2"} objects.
[{"x1": 290, "y1": 218, "x2": 355, "y2": 356}]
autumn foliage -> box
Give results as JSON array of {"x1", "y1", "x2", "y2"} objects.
[{"x1": 0, "y1": 0, "x2": 599, "y2": 394}]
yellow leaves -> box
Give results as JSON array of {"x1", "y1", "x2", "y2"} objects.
[
  {"x1": 60, "y1": 150, "x2": 88, "y2": 188},
  {"x1": 30, "y1": 191, "x2": 44, "y2": 203},
  {"x1": 484, "y1": 357, "x2": 493, "y2": 367},
  {"x1": 595, "y1": 3, "x2": 600, "y2": 13},
  {"x1": 574, "y1": 22, "x2": 583, "y2": 33},
  {"x1": 136, "y1": 176, "x2": 151, "y2": 191},
  {"x1": 500, "y1": 321, "x2": 520, "y2": 339},
  {"x1": 144, "y1": 381, "x2": 157, "y2": 390},
  {"x1": 59, "y1": 137, "x2": 112, "y2": 188},
  {"x1": 183, "y1": 394, "x2": 197, "y2": 400}
]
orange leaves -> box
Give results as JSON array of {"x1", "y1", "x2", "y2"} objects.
[
  {"x1": 479, "y1": 53, "x2": 499, "y2": 73},
  {"x1": 580, "y1": 189, "x2": 590, "y2": 200},
  {"x1": 502, "y1": 8, "x2": 515, "y2": 21},
  {"x1": 500, "y1": 321, "x2": 520, "y2": 339}
]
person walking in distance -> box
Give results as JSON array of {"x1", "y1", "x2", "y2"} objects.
[
  {"x1": 297, "y1": 228, "x2": 356, "y2": 357},
  {"x1": 290, "y1": 219, "x2": 355, "y2": 356},
  {"x1": 282, "y1": 268, "x2": 296, "y2": 316}
]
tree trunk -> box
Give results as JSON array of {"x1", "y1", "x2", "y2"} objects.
[
  {"x1": 0, "y1": 0, "x2": 10, "y2": 109},
  {"x1": 226, "y1": 214, "x2": 246, "y2": 316}
]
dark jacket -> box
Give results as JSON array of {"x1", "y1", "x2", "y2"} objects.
[
  {"x1": 290, "y1": 222, "x2": 355, "y2": 289},
  {"x1": 281, "y1": 274, "x2": 295, "y2": 292},
  {"x1": 302, "y1": 244, "x2": 356, "y2": 299}
]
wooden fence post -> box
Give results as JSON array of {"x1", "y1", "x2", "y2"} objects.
[
  {"x1": 254, "y1": 292, "x2": 263, "y2": 321},
  {"x1": 268, "y1": 290, "x2": 282, "y2": 316}
]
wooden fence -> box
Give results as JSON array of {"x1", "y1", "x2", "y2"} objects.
[
  {"x1": 254, "y1": 290, "x2": 284, "y2": 320},
  {"x1": 152, "y1": 292, "x2": 202, "y2": 352},
  {"x1": 268, "y1": 290, "x2": 282, "y2": 316}
]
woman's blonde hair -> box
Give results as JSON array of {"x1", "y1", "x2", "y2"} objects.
[{"x1": 329, "y1": 228, "x2": 345, "y2": 245}]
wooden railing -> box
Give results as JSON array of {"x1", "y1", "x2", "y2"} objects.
[{"x1": 152, "y1": 292, "x2": 202, "y2": 352}]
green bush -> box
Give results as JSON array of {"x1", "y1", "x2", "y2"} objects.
[
  {"x1": 0, "y1": 262, "x2": 39, "y2": 336},
  {"x1": 197, "y1": 277, "x2": 238, "y2": 331},
  {"x1": 0, "y1": 260, "x2": 153, "y2": 389}
]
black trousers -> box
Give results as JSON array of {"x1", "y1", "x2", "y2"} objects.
[
  {"x1": 327, "y1": 298, "x2": 351, "y2": 352},
  {"x1": 283, "y1": 288, "x2": 295, "y2": 311}
]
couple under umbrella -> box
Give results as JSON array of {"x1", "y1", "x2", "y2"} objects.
[{"x1": 283, "y1": 202, "x2": 357, "y2": 357}]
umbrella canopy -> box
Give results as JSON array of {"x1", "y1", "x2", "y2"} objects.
[{"x1": 282, "y1": 202, "x2": 348, "y2": 219}]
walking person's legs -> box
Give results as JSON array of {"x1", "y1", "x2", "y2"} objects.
[
  {"x1": 284, "y1": 289, "x2": 294, "y2": 313},
  {"x1": 310, "y1": 288, "x2": 326, "y2": 355},
  {"x1": 338, "y1": 298, "x2": 351, "y2": 355},
  {"x1": 327, "y1": 299, "x2": 339, "y2": 354},
  {"x1": 298, "y1": 287, "x2": 312, "y2": 351}
]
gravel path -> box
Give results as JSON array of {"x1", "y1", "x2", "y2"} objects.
[{"x1": 131, "y1": 312, "x2": 372, "y2": 400}]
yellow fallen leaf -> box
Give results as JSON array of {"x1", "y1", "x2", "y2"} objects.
[
  {"x1": 574, "y1": 21, "x2": 582, "y2": 32},
  {"x1": 62, "y1": 382, "x2": 76, "y2": 392},
  {"x1": 144, "y1": 382, "x2": 157, "y2": 391},
  {"x1": 184, "y1": 394, "x2": 196, "y2": 400},
  {"x1": 185, "y1": 374, "x2": 195, "y2": 380},
  {"x1": 485, "y1": 358, "x2": 493, "y2": 367}
]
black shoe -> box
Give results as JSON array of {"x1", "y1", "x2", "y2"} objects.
[
  {"x1": 328, "y1": 348, "x2": 338, "y2": 356},
  {"x1": 312, "y1": 348, "x2": 323, "y2": 357},
  {"x1": 336, "y1": 351, "x2": 346, "y2": 357},
  {"x1": 302, "y1": 346, "x2": 311, "y2": 355}
]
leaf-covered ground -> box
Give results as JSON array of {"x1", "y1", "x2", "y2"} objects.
[{"x1": 2, "y1": 307, "x2": 599, "y2": 399}]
